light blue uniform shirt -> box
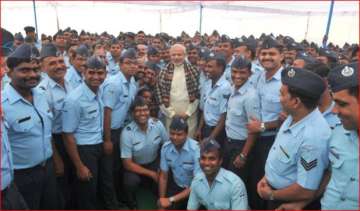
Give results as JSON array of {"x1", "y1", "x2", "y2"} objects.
[
  {"x1": 223, "y1": 56, "x2": 235, "y2": 83},
  {"x1": 65, "y1": 65, "x2": 83, "y2": 89},
  {"x1": 322, "y1": 101, "x2": 341, "y2": 130},
  {"x1": 62, "y1": 82, "x2": 103, "y2": 145},
  {"x1": 321, "y1": 124, "x2": 359, "y2": 210},
  {"x1": 225, "y1": 80, "x2": 261, "y2": 140},
  {"x1": 248, "y1": 60, "x2": 264, "y2": 87},
  {"x1": 106, "y1": 51, "x2": 120, "y2": 76},
  {"x1": 1, "y1": 120, "x2": 14, "y2": 190},
  {"x1": 101, "y1": 71, "x2": 137, "y2": 129},
  {"x1": 1, "y1": 73, "x2": 11, "y2": 90},
  {"x1": 121, "y1": 118, "x2": 169, "y2": 165},
  {"x1": 37, "y1": 76, "x2": 73, "y2": 134},
  {"x1": 160, "y1": 138, "x2": 201, "y2": 188},
  {"x1": 265, "y1": 108, "x2": 331, "y2": 190},
  {"x1": 202, "y1": 75, "x2": 231, "y2": 126},
  {"x1": 2, "y1": 85, "x2": 53, "y2": 169},
  {"x1": 256, "y1": 67, "x2": 283, "y2": 136},
  {"x1": 187, "y1": 168, "x2": 248, "y2": 210}
]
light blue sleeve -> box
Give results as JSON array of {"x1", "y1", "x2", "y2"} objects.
[
  {"x1": 219, "y1": 86, "x2": 231, "y2": 114},
  {"x1": 244, "y1": 91, "x2": 261, "y2": 121},
  {"x1": 120, "y1": 129, "x2": 133, "y2": 159},
  {"x1": 62, "y1": 98, "x2": 80, "y2": 133},
  {"x1": 193, "y1": 146, "x2": 201, "y2": 175},
  {"x1": 297, "y1": 144, "x2": 327, "y2": 190},
  {"x1": 102, "y1": 82, "x2": 121, "y2": 109},
  {"x1": 187, "y1": 181, "x2": 201, "y2": 210},
  {"x1": 231, "y1": 178, "x2": 249, "y2": 210},
  {"x1": 160, "y1": 145, "x2": 169, "y2": 172},
  {"x1": 158, "y1": 121, "x2": 169, "y2": 144}
]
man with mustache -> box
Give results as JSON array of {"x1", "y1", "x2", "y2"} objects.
[
  {"x1": 246, "y1": 36, "x2": 285, "y2": 209},
  {"x1": 37, "y1": 43, "x2": 74, "y2": 209},
  {"x1": 2, "y1": 44, "x2": 59, "y2": 209},
  {"x1": 257, "y1": 67, "x2": 331, "y2": 210},
  {"x1": 65, "y1": 44, "x2": 89, "y2": 88}
]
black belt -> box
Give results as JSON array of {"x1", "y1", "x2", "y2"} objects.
[{"x1": 228, "y1": 138, "x2": 246, "y2": 143}]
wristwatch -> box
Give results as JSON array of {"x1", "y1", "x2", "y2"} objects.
[
  {"x1": 169, "y1": 196, "x2": 175, "y2": 204},
  {"x1": 239, "y1": 153, "x2": 247, "y2": 161},
  {"x1": 260, "y1": 122, "x2": 266, "y2": 132},
  {"x1": 269, "y1": 190, "x2": 275, "y2": 201}
]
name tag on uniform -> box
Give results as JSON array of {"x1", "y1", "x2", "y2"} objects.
[
  {"x1": 329, "y1": 149, "x2": 339, "y2": 159},
  {"x1": 123, "y1": 95, "x2": 128, "y2": 98},
  {"x1": 153, "y1": 136, "x2": 161, "y2": 141},
  {"x1": 133, "y1": 141, "x2": 141, "y2": 146},
  {"x1": 88, "y1": 109, "x2": 97, "y2": 114},
  {"x1": 183, "y1": 161, "x2": 194, "y2": 165},
  {"x1": 18, "y1": 116, "x2": 31, "y2": 124}
]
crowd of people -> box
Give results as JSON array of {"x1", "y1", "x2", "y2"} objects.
[{"x1": 0, "y1": 25, "x2": 359, "y2": 210}]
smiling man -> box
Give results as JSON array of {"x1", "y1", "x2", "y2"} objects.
[
  {"x1": 158, "y1": 116, "x2": 201, "y2": 209},
  {"x1": 224, "y1": 56, "x2": 260, "y2": 187},
  {"x1": 187, "y1": 138, "x2": 248, "y2": 210},
  {"x1": 2, "y1": 44, "x2": 59, "y2": 209},
  {"x1": 62, "y1": 56, "x2": 118, "y2": 209},
  {"x1": 37, "y1": 43, "x2": 74, "y2": 209},
  {"x1": 120, "y1": 97, "x2": 168, "y2": 209},
  {"x1": 65, "y1": 44, "x2": 89, "y2": 88}
]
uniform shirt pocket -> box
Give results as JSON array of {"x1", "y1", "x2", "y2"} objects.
[
  {"x1": 275, "y1": 145, "x2": 293, "y2": 175},
  {"x1": 264, "y1": 95, "x2": 281, "y2": 113},
  {"x1": 84, "y1": 105, "x2": 99, "y2": 119},
  {"x1": 12, "y1": 116, "x2": 35, "y2": 132}
]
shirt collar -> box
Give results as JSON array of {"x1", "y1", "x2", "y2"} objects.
[
  {"x1": 214, "y1": 168, "x2": 227, "y2": 184},
  {"x1": 235, "y1": 80, "x2": 251, "y2": 96},
  {"x1": 170, "y1": 137, "x2": 191, "y2": 153},
  {"x1": 283, "y1": 108, "x2": 320, "y2": 137},
  {"x1": 5, "y1": 84, "x2": 37, "y2": 105},
  {"x1": 81, "y1": 82, "x2": 97, "y2": 101},
  {"x1": 214, "y1": 74, "x2": 228, "y2": 88}
]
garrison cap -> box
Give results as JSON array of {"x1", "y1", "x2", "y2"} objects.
[
  {"x1": 287, "y1": 42, "x2": 304, "y2": 51},
  {"x1": 205, "y1": 52, "x2": 226, "y2": 64},
  {"x1": 328, "y1": 62, "x2": 358, "y2": 92},
  {"x1": 120, "y1": 48, "x2": 137, "y2": 60},
  {"x1": 147, "y1": 46, "x2": 159, "y2": 56},
  {"x1": 281, "y1": 67, "x2": 325, "y2": 99},
  {"x1": 169, "y1": 116, "x2": 188, "y2": 132},
  {"x1": 86, "y1": 55, "x2": 106, "y2": 69},
  {"x1": 260, "y1": 36, "x2": 283, "y2": 50},
  {"x1": 231, "y1": 56, "x2": 252, "y2": 70},
  {"x1": 7, "y1": 43, "x2": 39, "y2": 60},
  {"x1": 145, "y1": 61, "x2": 160, "y2": 72},
  {"x1": 199, "y1": 47, "x2": 210, "y2": 60},
  {"x1": 200, "y1": 138, "x2": 221, "y2": 155},
  {"x1": 14, "y1": 33, "x2": 24, "y2": 41},
  {"x1": 295, "y1": 51, "x2": 317, "y2": 65},
  {"x1": 40, "y1": 43, "x2": 58, "y2": 59},
  {"x1": 75, "y1": 44, "x2": 90, "y2": 57},
  {"x1": 24, "y1": 26, "x2": 35, "y2": 33},
  {"x1": 309, "y1": 42, "x2": 319, "y2": 50},
  {"x1": 319, "y1": 48, "x2": 338, "y2": 62},
  {"x1": 1, "y1": 28, "x2": 14, "y2": 56}
]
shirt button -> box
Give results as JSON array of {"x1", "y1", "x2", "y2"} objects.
[
  {"x1": 350, "y1": 177, "x2": 355, "y2": 181},
  {"x1": 340, "y1": 197, "x2": 346, "y2": 201}
]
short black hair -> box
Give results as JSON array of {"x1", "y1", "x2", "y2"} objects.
[
  {"x1": 305, "y1": 61, "x2": 330, "y2": 78},
  {"x1": 288, "y1": 86, "x2": 320, "y2": 110},
  {"x1": 200, "y1": 138, "x2": 223, "y2": 159},
  {"x1": 6, "y1": 57, "x2": 31, "y2": 69},
  {"x1": 129, "y1": 96, "x2": 148, "y2": 113},
  {"x1": 347, "y1": 86, "x2": 359, "y2": 100}
]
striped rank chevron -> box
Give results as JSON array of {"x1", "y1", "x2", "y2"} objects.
[{"x1": 300, "y1": 157, "x2": 318, "y2": 171}]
